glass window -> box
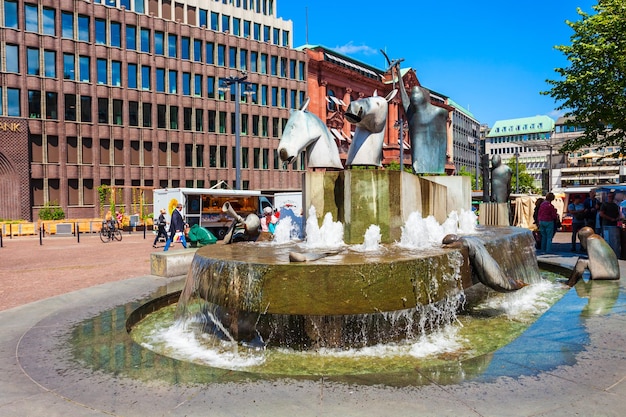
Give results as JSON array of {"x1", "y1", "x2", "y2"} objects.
[
  {"x1": 271, "y1": 87, "x2": 278, "y2": 106},
  {"x1": 64, "y1": 94, "x2": 76, "y2": 121},
  {"x1": 195, "y1": 109, "x2": 203, "y2": 131},
  {"x1": 44, "y1": 50, "x2": 56, "y2": 78},
  {"x1": 260, "y1": 53, "x2": 267, "y2": 74},
  {"x1": 298, "y1": 61, "x2": 305, "y2": 80},
  {"x1": 208, "y1": 111, "x2": 216, "y2": 133},
  {"x1": 110, "y1": 22, "x2": 121, "y2": 47},
  {"x1": 199, "y1": 9, "x2": 208, "y2": 27},
  {"x1": 182, "y1": 72, "x2": 191, "y2": 95},
  {"x1": 142, "y1": 102, "x2": 152, "y2": 127},
  {"x1": 28, "y1": 90, "x2": 41, "y2": 118},
  {"x1": 221, "y1": 15, "x2": 229, "y2": 32},
  {"x1": 141, "y1": 66, "x2": 151, "y2": 90},
  {"x1": 261, "y1": 85, "x2": 267, "y2": 105},
  {"x1": 25, "y1": 4, "x2": 38, "y2": 32},
  {"x1": 240, "y1": 49, "x2": 247, "y2": 71},
  {"x1": 97, "y1": 59, "x2": 107, "y2": 84},
  {"x1": 113, "y1": 99, "x2": 123, "y2": 125},
  {"x1": 79, "y1": 56, "x2": 90, "y2": 82},
  {"x1": 229, "y1": 46, "x2": 237, "y2": 68},
  {"x1": 78, "y1": 15, "x2": 90, "y2": 42},
  {"x1": 128, "y1": 63, "x2": 138, "y2": 88},
  {"x1": 46, "y1": 92, "x2": 58, "y2": 119},
  {"x1": 6, "y1": 45, "x2": 19, "y2": 73},
  {"x1": 156, "y1": 68, "x2": 165, "y2": 92},
  {"x1": 243, "y1": 20, "x2": 250, "y2": 38},
  {"x1": 280, "y1": 57, "x2": 287, "y2": 77},
  {"x1": 233, "y1": 17, "x2": 240, "y2": 36},
  {"x1": 263, "y1": 25, "x2": 270, "y2": 42},
  {"x1": 127, "y1": 25, "x2": 136, "y2": 50},
  {"x1": 95, "y1": 18, "x2": 106, "y2": 45},
  {"x1": 80, "y1": 96, "x2": 92, "y2": 122},
  {"x1": 217, "y1": 44, "x2": 225, "y2": 66},
  {"x1": 206, "y1": 42, "x2": 214, "y2": 64},
  {"x1": 194, "y1": 74, "x2": 202, "y2": 96},
  {"x1": 183, "y1": 107, "x2": 192, "y2": 130},
  {"x1": 157, "y1": 104, "x2": 166, "y2": 128},
  {"x1": 273, "y1": 28, "x2": 280, "y2": 45},
  {"x1": 27, "y1": 47, "x2": 40, "y2": 75},
  {"x1": 4, "y1": 0, "x2": 18, "y2": 29},
  {"x1": 253, "y1": 23, "x2": 261, "y2": 41},
  {"x1": 168, "y1": 70, "x2": 177, "y2": 94},
  {"x1": 170, "y1": 106, "x2": 178, "y2": 129},
  {"x1": 250, "y1": 51, "x2": 258, "y2": 72},
  {"x1": 282, "y1": 30, "x2": 289, "y2": 47},
  {"x1": 270, "y1": 56, "x2": 277, "y2": 75},
  {"x1": 181, "y1": 37, "x2": 190, "y2": 60},
  {"x1": 98, "y1": 98, "x2": 108, "y2": 123},
  {"x1": 193, "y1": 39, "x2": 202, "y2": 62},
  {"x1": 42, "y1": 7, "x2": 55, "y2": 36},
  {"x1": 140, "y1": 28, "x2": 150, "y2": 53},
  {"x1": 280, "y1": 88, "x2": 287, "y2": 107},
  {"x1": 129, "y1": 101, "x2": 139, "y2": 126},
  {"x1": 210, "y1": 12, "x2": 219, "y2": 31},
  {"x1": 155, "y1": 31, "x2": 164, "y2": 55},
  {"x1": 61, "y1": 11, "x2": 73, "y2": 38},
  {"x1": 7, "y1": 88, "x2": 20, "y2": 116},
  {"x1": 134, "y1": 0, "x2": 145, "y2": 13},
  {"x1": 290, "y1": 59, "x2": 297, "y2": 79},
  {"x1": 111, "y1": 61, "x2": 121, "y2": 86},
  {"x1": 168, "y1": 34, "x2": 177, "y2": 58},
  {"x1": 207, "y1": 76, "x2": 215, "y2": 98}
]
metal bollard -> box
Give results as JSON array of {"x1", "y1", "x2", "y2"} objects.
[
  {"x1": 76, "y1": 222, "x2": 80, "y2": 243},
  {"x1": 0, "y1": 228, "x2": 3, "y2": 248},
  {"x1": 9, "y1": 223, "x2": 12, "y2": 239},
  {"x1": 39, "y1": 225, "x2": 43, "y2": 245}
]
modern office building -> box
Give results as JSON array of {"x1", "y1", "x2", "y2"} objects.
[
  {"x1": 485, "y1": 115, "x2": 556, "y2": 190},
  {"x1": 552, "y1": 116, "x2": 624, "y2": 189},
  {"x1": 448, "y1": 98, "x2": 481, "y2": 186},
  {"x1": 0, "y1": 0, "x2": 307, "y2": 220}
]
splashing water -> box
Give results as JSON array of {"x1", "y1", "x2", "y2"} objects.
[
  {"x1": 360, "y1": 224, "x2": 382, "y2": 251},
  {"x1": 272, "y1": 216, "x2": 297, "y2": 244},
  {"x1": 303, "y1": 206, "x2": 344, "y2": 249},
  {"x1": 398, "y1": 209, "x2": 477, "y2": 249}
]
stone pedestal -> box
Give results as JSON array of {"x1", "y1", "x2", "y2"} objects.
[{"x1": 305, "y1": 170, "x2": 471, "y2": 244}]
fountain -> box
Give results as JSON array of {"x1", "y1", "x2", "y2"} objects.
[{"x1": 134, "y1": 90, "x2": 543, "y2": 363}]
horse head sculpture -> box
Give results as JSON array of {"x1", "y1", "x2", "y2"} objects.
[
  {"x1": 344, "y1": 90, "x2": 397, "y2": 167},
  {"x1": 278, "y1": 98, "x2": 343, "y2": 169}
]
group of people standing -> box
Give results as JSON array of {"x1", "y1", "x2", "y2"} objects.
[{"x1": 535, "y1": 189, "x2": 622, "y2": 255}]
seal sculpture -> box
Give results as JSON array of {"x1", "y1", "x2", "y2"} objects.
[
  {"x1": 443, "y1": 234, "x2": 527, "y2": 292},
  {"x1": 568, "y1": 226, "x2": 621, "y2": 286}
]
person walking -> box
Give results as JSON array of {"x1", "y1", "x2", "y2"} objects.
[
  {"x1": 599, "y1": 191, "x2": 620, "y2": 257},
  {"x1": 152, "y1": 208, "x2": 168, "y2": 248},
  {"x1": 164, "y1": 203, "x2": 187, "y2": 251},
  {"x1": 537, "y1": 193, "x2": 559, "y2": 253},
  {"x1": 568, "y1": 194, "x2": 585, "y2": 252}
]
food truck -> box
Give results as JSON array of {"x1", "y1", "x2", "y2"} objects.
[{"x1": 153, "y1": 188, "x2": 272, "y2": 240}]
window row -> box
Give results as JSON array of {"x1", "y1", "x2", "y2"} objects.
[
  {"x1": 31, "y1": 135, "x2": 303, "y2": 171},
  {"x1": 2, "y1": 44, "x2": 306, "y2": 84},
  {"x1": 2, "y1": 1, "x2": 288, "y2": 48}
]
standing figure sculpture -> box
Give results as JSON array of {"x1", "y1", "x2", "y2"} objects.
[
  {"x1": 490, "y1": 155, "x2": 512, "y2": 203},
  {"x1": 344, "y1": 90, "x2": 397, "y2": 167},
  {"x1": 278, "y1": 98, "x2": 343, "y2": 169},
  {"x1": 397, "y1": 76, "x2": 448, "y2": 174}
]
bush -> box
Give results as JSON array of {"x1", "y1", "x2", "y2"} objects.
[{"x1": 38, "y1": 201, "x2": 65, "y2": 220}]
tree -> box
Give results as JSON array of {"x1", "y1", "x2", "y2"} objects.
[
  {"x1": 506, "y1": 160, "x2": 539, "y2": 194},
  {"x1": 543, "y1": 1, "x2": 626, "y2": 153},
  {"x1": 457, "y1": 165, "x2": 483, "y2": 190}
]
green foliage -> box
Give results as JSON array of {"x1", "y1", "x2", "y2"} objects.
[
  {"x1": 97, "y1": 185, "x2": 108, "y2": 217},
  {"x1": 506, "y1": 160, "x2": 540, "y2": 194},
  {"x1": 457, "y1": 166, "x2": 483, "y2": 190},
  {"x1": 385, "y1": 161, "x2": 412, "y2": 173},
  {"x1": 38, "y1": 201, "x2": 65, "y2": 220},
  {"x1": 543, "y1": 1, "x2": 626, "y2": 153}
]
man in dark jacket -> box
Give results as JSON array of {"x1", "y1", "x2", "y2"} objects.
[
  {"x1": 152, "y1": 208, "x2": 168, "y2": 248},
  {"x1": 164, "y1": 203, "x2": 187, "y2": 251}
]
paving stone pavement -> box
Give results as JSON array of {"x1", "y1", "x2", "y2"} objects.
[{"x1": 0, "y1": 231, "x2": 625, "y2": 417}]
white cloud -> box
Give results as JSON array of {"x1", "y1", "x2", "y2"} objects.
[{"x1": 333, "y1": 41, "x2": 377, "y2": 56}]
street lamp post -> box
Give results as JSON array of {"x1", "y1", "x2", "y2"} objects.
[
  {"x1": 221, "y1": 75, "x2": 249, "y2": 190},
  {"x1": 468, "y1": 136, "x2": 479, "y2": 189},
  {"x1": 514, "y1": 150, "x2": 520, "y2": 193}
]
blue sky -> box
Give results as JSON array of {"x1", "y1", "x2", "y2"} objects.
[{"x1": 277, "y1": 1, "x2": 597, "y2": 127}]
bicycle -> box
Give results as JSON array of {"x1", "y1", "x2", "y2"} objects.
[{"x1": 100, "y1": 221, "x2": 122, "y2": 243}]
